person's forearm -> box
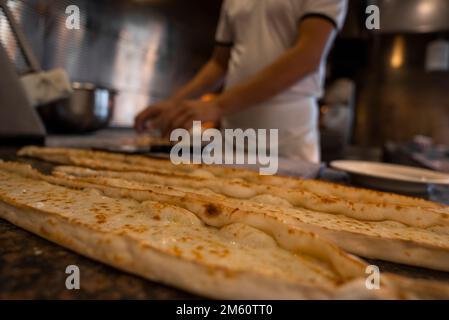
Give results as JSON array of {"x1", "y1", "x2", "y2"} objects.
[
  {"x1": 171, "y1": 60, "x2": 227, "y2": 102},
  {"x1": 216, "y1": 45, "x2": 320, "y2": 115},
  {"x1": 215, "y1": 19, "x2": 336, "y2": 116}
]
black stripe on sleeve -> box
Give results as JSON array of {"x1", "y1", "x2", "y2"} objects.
[
  {"x1": 299, "y1": 13, "x2": 338, "y2": 29},
  {"x1": 215, "y1": 41, "x2": 234, "y2": 48}
]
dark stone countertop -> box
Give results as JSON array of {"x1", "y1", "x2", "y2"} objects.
[
  {"x1": 1, "y1": 146, "x2": 449, "y2": 299},
  {"x1": 0, "y1": 218, "x2": 196, "y2": 300}
]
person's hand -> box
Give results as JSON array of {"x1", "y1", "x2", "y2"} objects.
[
  {"x1": 134, "y1": 100, "x2": 178, "y2": 134},
  {"x1": 155, "y1": 99, "x2": 223, "y2": 137}
]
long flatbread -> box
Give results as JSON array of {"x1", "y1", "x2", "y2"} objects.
[
  {"x1": 4, "y1": 161, "x2": 449, "y2": 272},
  {"x1": 53, "y1": 165, "x2": 449, "y2": 229},
  {"x1": 17, "y1": 147, "x2": 449, "y2": 227},
  {"x1": 2, "y1": 162, "x2": 449, "y2": 299},
  {"x1": 0, "y1": 163, "x2": 373, "y2": 299},
  {"x1": 51, "y1": 166, "x2": 449, "y2": 272},
  {"x1": 18, "y1": 146, "x2": 445, "y2": 209}
]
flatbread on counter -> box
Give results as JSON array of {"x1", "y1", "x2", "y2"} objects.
[
  {"x1": 14, "y1": 147, "x2": 449, "y2": 271},
  {"x1": 0, "y1": 162, "x2": 368, "y2": 299},
  {"x1": 2, "y1": 161, "x2": 449, "y2": 299},
  {"x1": 53, "y1": 165, "x2": 448, "y2": 228},
  {"x1": 19, "y1": 146, "x2": 445, "y2": 209},
  {"x1": 46, "y1": 165, "x2": 449, "y2": 271}
]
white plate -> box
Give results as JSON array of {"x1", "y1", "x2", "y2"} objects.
[{"x1": 330, "y1": 160, "x2": 449, "y2": 194}]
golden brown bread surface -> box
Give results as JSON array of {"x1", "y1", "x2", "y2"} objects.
[
  {"x1": 49, "y1": 165, "x2": 449, "y2": 272},
  {"x1": 53, "y1": 165, "x2": 449, "y2": 229},
  {"x1": 19, "y1": 146, "x2": 445, "y2": 209},
  {"x1": 14, "y1": 147, "x2": 449, "y2": 271},
  {"x1": 3, "y1": 161, "x2": 449, "y2": 299},
  {"x1": 18, "y1": 147, "x2": 449, "y2": 226},
  {"x1": 0, "y1": 162, "x2": 368, "y2": 299},
  {"x1": 3, "y1": 157, "x2": 449, "y2": 272}
]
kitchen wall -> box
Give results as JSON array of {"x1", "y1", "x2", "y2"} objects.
[
  {"x1": 2, "y1": 0, "x2": 449, "y2": 147},
  {"x1": 353, "y1": 34, "x2": 449, "y2": 147},
  {"x1": 0, "y1": 0, "x2": 221, "y2": 126},
  {"x1": 327, "y1": 0, "x2": 449, "y2": 148}
]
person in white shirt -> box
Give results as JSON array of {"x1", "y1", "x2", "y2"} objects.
[{"x1": 135, "y1": 0, "x2": 348, "y2": 163}]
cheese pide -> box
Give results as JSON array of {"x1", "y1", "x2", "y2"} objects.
[
  {"x1": 2, "y1": 161, "x2": 449, "y2": 299},
  {"x1": 16, "y1": 147, "x2": 449, "y2": 271},
  {"x1": 19, "y1": 146, "x2": 446, "y2": 209},
  {"x1": 0, "y1": 161, "x2": 364, "y2": 299}
]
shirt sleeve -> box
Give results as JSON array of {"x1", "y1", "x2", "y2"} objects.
[
  {"x1": 299, "y1": 0, "x2": 348, "y2": 30},
  {"x1": 215, "y1": 0, "x2": 234, "y2": 46}
]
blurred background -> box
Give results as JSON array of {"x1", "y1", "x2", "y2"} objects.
[{"x1": 1, "y1": 0, "x2": 449, "y2": 166}]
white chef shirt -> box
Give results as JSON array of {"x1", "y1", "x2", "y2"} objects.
[
  {"x1": 216, "y1": 0, "x2": 348, "y2": 163},
  {"x1": 216, "y1": 0, "x2": 347, "y2": 98}
]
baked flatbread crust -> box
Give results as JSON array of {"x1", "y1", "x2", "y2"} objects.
[
  {"x1": 0, "y1": 162, "x2": 368, "y2": 299},
  {"x1": 3, "y1": 161, "x2": 449, "y2": 299},
  {"x1": 15, "y1": 147, "x2": 449, "y2": 271},
  {"x1": 19, "y1": 146, "x2": 445, "y2": 210},
  {"x1": 49, "y1": 165, "x2": 449, "y2": 272},
  {"x1": 3, "y1": 160, "x2": 449, "y2": 272}
]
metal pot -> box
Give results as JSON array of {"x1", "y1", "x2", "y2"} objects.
[{"x1": 37, "y1": 82, "x2": 116, "y2": 134}]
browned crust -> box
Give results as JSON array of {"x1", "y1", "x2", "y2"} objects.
[
  {"x1": 3, "y1": 160, "x2": 449, "y2": 271},
  {"x1": 3, "y1": 161, "x2": 449, "y2": 298},
  {"x1": 18, "y1": 146, "x2": 445, "y2": 210}
]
